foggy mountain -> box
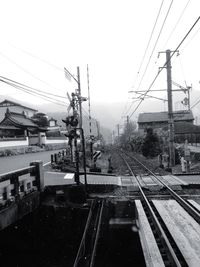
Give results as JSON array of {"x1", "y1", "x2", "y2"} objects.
[{"x1": 46, "y1": 111, "x2": 112, "y2": 143}]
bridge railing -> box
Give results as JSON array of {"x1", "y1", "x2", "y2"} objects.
[{"x1": 0, "y1": 161, "x2": 44, "y2": 207}]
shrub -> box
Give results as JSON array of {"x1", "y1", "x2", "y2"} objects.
[{"x1": 141, "y1": 128, "x2": 161, "y2": 158}]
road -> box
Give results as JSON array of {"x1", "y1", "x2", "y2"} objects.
[{"x1": 0, "y1": 149, "x2": 62, "y2": 174}]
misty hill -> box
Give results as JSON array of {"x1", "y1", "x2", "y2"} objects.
[{"x1": 46, "y1": 112, "x2": 112, "y2": 143}]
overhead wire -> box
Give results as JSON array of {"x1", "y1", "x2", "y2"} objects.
[
  {"x1": 128, "y1": 16, "x2": 200, "y2": 119},
  {"x1": 181, "y1": 24, "x2": 200, "y2": 52},
  {"x1": 135, "y1": 0, "x2": 174, "y2": 93},
  {"x1": 120, "y1": 0, "x2": 165, "y2": 121},
  {"x1": 134, "y1": 0, "x2": 165, "y2": 86},
  {"x1": 8, "y1": 43, "x2": 63, "y2": 72},
  {"x1": 125, "y1": 0, "x2": 174, "y2": 120},
  {"x1": 0, "y1": 75, "x2": 68, "y2": 100},
  {"x1": 0, "y1": 51, "x2": 67, "y2": 94},
  {"x1": 162, "y1": 0, "x2": 191, "y2": 48},
  {"x1": 178, "y1": 55, "x2": 187, "y2": 85},
  {"x1": 0, "y1": 79, "x2": 68, "y2": 107}
]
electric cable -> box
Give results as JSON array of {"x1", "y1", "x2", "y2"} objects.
[
  {"x1": 0, "y1": 75, "x2": 68, "y2": 100},
  {"x1": 0, "y1": 80, "x2": 68, "y2": 107},
  {"x1": 134, "y1": 0, "x2": 165, "y2": 86},
  {"x1": 8, "y1": 43, "x2": 63, "y2": 72},
  {"x1": 122, "y1": 0, "x2": 174, "y2": 121},
  {"x1": 120, "y1": 0, "x2": 165, "y2": 121},
  {"x1": 162, "y1": 0, "x2": 191, "y2": 48},
  {"x1": 128, "y1": 16, "x2": 200, "y2": 119},
  {"x1": 135, "y1": 0, "x2": 174, "y2": 93},
  {"x1": 0, "y1": 51, "x2": 66, "y2": 93}
]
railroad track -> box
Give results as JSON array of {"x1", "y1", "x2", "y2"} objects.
[
  {"x1": 120, "y1": 151, "x2": 200, "y2": 266},
  {"x1": 73, "y1": 199, "x2": 104, "y2": 267}
]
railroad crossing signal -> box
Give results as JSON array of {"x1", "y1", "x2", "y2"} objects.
[{"x1": 93, "y1": 151, "x2": 101, "y2": 162}]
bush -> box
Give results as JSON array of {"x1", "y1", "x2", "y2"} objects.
[{"x1": 141, "y1": 128, "x2": 161, "y2": 158}]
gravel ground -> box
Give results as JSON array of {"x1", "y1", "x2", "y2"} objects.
[{"x1": 109, "y1": 149, "x2": 170, "y2": 176}]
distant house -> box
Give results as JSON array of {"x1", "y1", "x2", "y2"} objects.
[
  {"x1": 137, "y1": 110, "x2": 200, "y2": 145},
  {"x1": 174, "y1": 121, "x2": 200, "y2": 144},
  {"x1": 47, "y1": 117, "x2": 60, "y2": 131},
  {"x1": 0, "y1": 108, "x2": 46, "y2": 139},
  {"x1": 138, "y1": 110, "x2": 194, "y2": 134},
  {"x1": 0, "y1": 99, "x2": 68, "y2": 150}
]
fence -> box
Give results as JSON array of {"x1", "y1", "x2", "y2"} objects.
[{"x1": 0, "y1": 161, "x2": 44, "y2": 206}]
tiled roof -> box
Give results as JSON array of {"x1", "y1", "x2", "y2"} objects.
[
  {"x1": 9, "y1": 112, "x2": 38, "y2": 127},
  {"x1": 0, "y1": 125, "x2": 19, "y2": 130},
  {"x1": 138, "y1": 110, "x2": 194, "y2": 123},
  {"x1": 0, "y1": 111, "x2": 38, "y2": 128}
]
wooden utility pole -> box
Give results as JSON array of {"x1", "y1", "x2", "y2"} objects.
[
  {"x1": 127, "y1": 115, "x2": 129, "y2": 126},
  {"x1": 77, "y1": 66, "x2": 83, "y2": 129},
  {"x1": 166, "y1": 49, "x2": 175, "y2": 167},
  {"x1": 117, "y1": 124, "x2": 120, "y2": 137}
]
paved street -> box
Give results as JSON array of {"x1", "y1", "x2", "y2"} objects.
[{"x1": 0, "y1": 149, "x2": 62, "y2": 174}]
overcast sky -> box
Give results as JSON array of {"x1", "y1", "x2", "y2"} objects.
[{"x1": 0, "y1": 0, "x2": 200, "y2": 129}]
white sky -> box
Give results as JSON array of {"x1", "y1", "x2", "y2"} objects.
[{"x1": 0, "y1": 0, "x2": 200, "y2": 129}]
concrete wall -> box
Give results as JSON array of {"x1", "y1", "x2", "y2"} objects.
[
  {"x1": 0, "y1": 136, "x2": 68, "y2": 150},
  {"x1": 29, "y1": 136, "x2": 39, "y2": 146},
  {"x1": 0, "y1": 137, "x2": 29, "y2": 149},
  {"x1": 0, "y1": 192, "x2": 40, "y2": 230},
  {"x1": 44, "y1": 136, "x2": 68, "y2": 145}
]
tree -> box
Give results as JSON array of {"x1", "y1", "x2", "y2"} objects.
[
  {"x1": 31, "y1": 113, "x2": 48, "y2": 127},
  {"x1": 119, "y1": 120, "x2": 137, "y2": 149},
  {"x1": 141, "y1": 128, "x2": 161, "y2": 158}
]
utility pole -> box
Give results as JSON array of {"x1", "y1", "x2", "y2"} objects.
[
  {"x1": 63, "y1": 66, "x2": 87, "y2": 187},
  {"x1": 117, "y1": 124, "x2": 120, "y2": 137},
  {"x1": 127, "y1": 115, "x2": 129, "y2": 126},
  {"x1": 87, "y1": 64, "x2": 93, "y2": 162},
  {"x1": 77, "y1": 66, "x2": 83, "y2": 129},
  {"x1": 166, "y1": 49, "x2": 175, "y2": 167}
]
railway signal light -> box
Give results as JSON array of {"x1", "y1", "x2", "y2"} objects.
[{"x1": 62, "y1": 115, "x2": 78, "y2": 127}]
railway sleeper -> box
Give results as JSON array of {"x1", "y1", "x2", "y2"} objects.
[
  {"x1": 141, "y1": 200, "x2": 188, "y2": 267},
  {"x1": 149, "y1": 201, "x2": 189, "y2": 267}
]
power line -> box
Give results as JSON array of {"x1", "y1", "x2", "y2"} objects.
[
  {"x1": 0, "y1": 75, "x2": 68, "y2": 100},
  {"x1": 0, "y1": 80, "x2": 68, "y2": 107},
  {"x1": 191, "y1": 97, "x2": 200, "y2": 109},
  {"x1": 134, "y1": 0, "x2": 165, "y2": 85},
  {"x1": 9, "y1": 43, "x2": 63, "y2": 72},
  {"x1": 120, "y1": 0, "x2": 165, "y2": 121},
  {"x1": 128, "y1": 16, "x2": 200, "y2": 119},
  {"x1": 0, "y1": 51, "x2": 66, "y2": 93},
  {"x1": 181, "y1": 24, "x2": 200, "y2": 52},
  {"x1": 124, "y1": 0, "x2": 174, "y2": 120},
  {"x1": 135, "y1": 0, "x2": 174, "y2": 93},
  {"x1": 162, "y1": 0, "x2": 191, "y2": 48}
]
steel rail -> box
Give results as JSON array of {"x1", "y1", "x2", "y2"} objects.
[
  {"x1": 120, "y1": 154, "x2": 182, "y2": 267},
  {"x1": 73, "y1": 200, "x2": 95, "y2": 267},
  {"x1": 73, "y1": 199, "x2": 104, "y2": 267},
  {"x1": 89, "y1": 199, "x2": 104, "y2": 267},
  {"x1": 124, "y1": 151, "x2": 200, "y2": 224}
]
